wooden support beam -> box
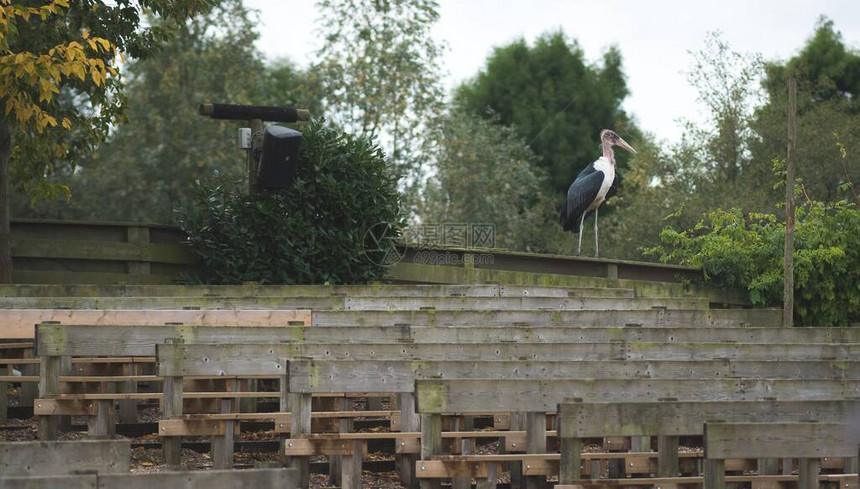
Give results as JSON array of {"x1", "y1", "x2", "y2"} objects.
[
  {"x1": 38, "y1": 354, "x2": 61, "y2": 440},
  {"x1": 212, "y1": 382, "x2": 236, "y2": 470},
  {"x1": 288, "y1": 392, "x2": 312, "y2": 489},
  {"x1": 703, "y1": 458, "x2": 725, "y2": 489},
  {"x1": 0, "y1": 439, "x2": 130, "y2": 476},
  {"x1": 419, "y1": 413, "x2": 442, "y2": 489},
  {"x1": 526, "y1": 412, "x2": 548, "y2": 489},
  {"x1": 161, "y1": 375, "x2": 183, "y2": 469},
  {"x1": 399, "y1": 393, "x2": 421, "y2": 489}
]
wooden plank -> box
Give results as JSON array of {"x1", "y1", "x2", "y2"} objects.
[
  {"x1": 0, "y1": 474, "x2": 98, "y2": 489},
  {"x1": 415, "y1": 379, "x2": 860, "y2": 413},
  {"x1": 343, "y1": 296, "x2": 710, "y2": 311},
  {"x1": 10, "y1": 237, "x2": 196, "y2": 264},
  {"x1": 0, "y1": 440, "x2": 130, "y2": 476},
  {"x1": 557, "y1": 400, "x2": 860, "y2": 437},
  {"x1": 311, "y1": 308, "x2": 781, "y2": 327},
  {"x1": 289, "y1": 359, "x2": 860, "y2": 394},
  {"x1": 0, "y1": 284, "x2": 616, "y2": 298},
  {"x1": 98, "y1": 468, "x2": 298, "y2": 489},
  {"x1": 2, "y1": 309, "x2": 311, "y2": 340},
  {"x1": 704, "y1": 422, "x2": 858, "y2": 458},
  {"x1": 2, "y1": 295, "x2": 341, "y2": 310}
]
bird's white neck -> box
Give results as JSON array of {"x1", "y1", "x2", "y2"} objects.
[{"x1": 602, "y1": 142, "x2": 616, "y2": 165}]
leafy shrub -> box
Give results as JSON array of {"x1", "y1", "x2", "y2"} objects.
[
  {"x1": 176, "y1": 118, "x2": 405, "y2": 285},
  {"x1": 646, "y1": 201, "x2": 860, "y2": 326}
]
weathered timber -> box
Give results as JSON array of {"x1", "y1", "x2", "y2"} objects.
[
  {"x1": 0, "y1": 440, "x2": 130, "y2": 476},
  {"x1": 10, "y1": 238, "x2": 195, "y2": 265},
  {"x1": 415, "y1": 379, "x2": 860, "y2": 413},
  {"x1": 156, "y1": 341, "x2": 860, "y2": 376},
  {"x1": 0, "y1": 295, "x2": 709, "y2": 311},
  {"x1": 342, "y1": 296, "x2": 709, "y2": 311},
  {"x1": 0, "y1": 284, "x2": 634, "y2": 299},
  {"x1": 288, "y1": 360, "x2": 860, "y2": 393},
  {"x1": 2, "y1": 309, "x2": 311, "y2": 339},
  {"x1": 0, "y1": 296, "x2": 343, "y2": 310},
  {"x1": 704, "y1": 422, "x2": 859, "y2": 458},
  {"x1": 22, "y1": 324, "x2": 860, "y2": 346},
  {"x1": 387, "y1": 262, "x2": 745, "y2": 305},
  {"x1": 311, "y1": 308, "x2": 781, "y2": 327},
  {"x1": 557, "y1": 400, "x2": 860, "y2": 437},
  {"x1": 99, "y1": 468, "x2": 299, "y2": 489},
  {"x1": 0, "y1": 474, "x2": 98, "y2": 489}
]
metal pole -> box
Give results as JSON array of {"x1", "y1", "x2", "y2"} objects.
[{"x1": 783, "y1": 77, "x2": 797, "y2": 328}]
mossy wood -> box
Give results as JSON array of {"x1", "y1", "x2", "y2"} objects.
[
  {"x1": 557, "y1": 400, "x2": 860, "y2": 437},
  {"x1": 414, "y1": 378, "x2": 860, "y2": 413},
  {"x1": 286, "y1": 359, "x2": 860, "y2": 393},
  {"x1": 704, "y1": 422, "x2": 858, "y2": 459}
]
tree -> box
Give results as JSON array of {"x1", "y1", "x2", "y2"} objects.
[
  {"x1": 12, "y1": 1, "x2": 323, "y2": 223},
  {"x1": 751, "y1": 18, "x2": 860, "y2": 205},
  {"x1": 455, "y1": 31, "x2": 637, "y2": 195},
  {"x1": 0, "y1": 0, "x2": 215, "y2": 282},
  {"x1": 420, "y1": 108, "x2": 550, "y2": 251},
  {"x1": 313, "y1": 0, "x2": 445, "y2": 191}
]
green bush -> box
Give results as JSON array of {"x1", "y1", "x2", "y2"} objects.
[
  {"x1": 176, "y1": 118, "x2": 405, "y2": 285},
  {"x1": 646, "y1": 202, "x2": 860, "y2": 326}
]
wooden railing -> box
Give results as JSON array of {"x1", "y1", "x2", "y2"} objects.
[{"x1": 9, "y1": 219, "x2": 712, "y2": 292}]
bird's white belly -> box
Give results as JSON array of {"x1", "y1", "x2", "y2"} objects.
[{"x1": 587, "y1": 157, "x2": 615, "y2": 211}]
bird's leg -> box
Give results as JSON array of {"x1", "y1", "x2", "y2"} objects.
[
  {"x1": 577, "y1": 213, "x2": 586, "y2": 255},
  {"x1": 594, "y1": 207, "x2": 599, "y2": 258}
]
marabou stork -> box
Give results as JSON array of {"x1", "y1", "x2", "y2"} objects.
[{"x1": 559, "y1": 129, "x2": 637, "y2": 257}]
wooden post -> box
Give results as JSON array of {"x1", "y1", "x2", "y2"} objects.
[
  {"x1": 161, "y1": 375, "x2": 184, "y2": 468},
  {"x1": 658, "y1": 398, "x2": 679, "y2": 477},
  {"x1": 126, "y1": 226, "x2": 150, "y2": 283},
  {"x1": 525, "y1": 411, "x2": 547, "y2": 489},
  {"x1": 19, "y1": 348, "x2": 38, "y2": 408},
  {"x1": 477, "y1": 462, "x2": 497, "y2": 489},
  {"x1": 703, "y1": 458, "x2": 725, "y2": 489},
  {"x1": 783, "y1": 76, "x2": 797, "y2": 328},
  {"x1": 0, "y1": 363, "x2": 7, "y2": 424},
  {"x1": 249, "y1": 119, "x2": 263, "y2": 195},
  {"x1": 340, "y1": 440, "x2": 363, "y2": 489},
  {"x1": 797, "y1": 458, "x2": 819, "y2": 489},
  {"x1": 758, "y1": 457, "x2": 779, "y2": 475},
  {"x1": 38, "y1": 354, "x2": 61, "y2": 440},
  {"x1": 398, "y1": 393, "x2": 420, "y2": 489},
  {"x1": 419, "y1": 413, "x2": 442, "y2": 489},
  {"x1": 212, "y1": 379, "x2": 237, "y2": 469},
  {"x1": 558, "y1": 409, "x2": 583, "y2": 488},
  {"x1": 452, "y1": 416, "x2": 473, "y2": 489},
  {"x1": 658, "y1": 434, "x2": 680, "y2": 476},
  {"x1": 88, "y1": 399, "x2": 116, "y2": 439},
  {"x1": 508, "y1": 413, "x2": 526, "y2": 489},
  {"x1": 279, "y1": 373, "x2": 290, "y2": 466},
  {"x1": 287, "y1": 392, "x2": 312, "y2": 489}
]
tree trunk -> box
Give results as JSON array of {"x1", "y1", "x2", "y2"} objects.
[{"x1": 0, "y1": 119, "x2": 13, "y2": 284}]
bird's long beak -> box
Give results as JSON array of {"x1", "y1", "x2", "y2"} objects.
[{"x1": 616, "y1": 137, "x2": 637, "y2": 154}]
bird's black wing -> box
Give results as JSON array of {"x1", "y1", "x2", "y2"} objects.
[{"x1": 560, "y1": 169, "x2": 605, "y2": 233}]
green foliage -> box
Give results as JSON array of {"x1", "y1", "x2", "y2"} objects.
[
  {"x1": 12, "y1": 1, "x2": 322, "y2": 223},
  {"x1": 420, "y1": 109, "x2": 551, "y2": 251},
  {"x1": 455, "y1": 31, "x2": 637, "y2": 195},
  {"x1": 314, "y1": 0, "x2": 444, "y2": 190},
  {"x1": 176, "y1": 118, "x2": 405, "y2": 285},
  {"x1": 647, "y1": 202, "x2": 860, "y2": 326}
]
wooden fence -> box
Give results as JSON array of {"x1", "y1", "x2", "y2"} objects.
[{"x1": 9, "y1": 219, "x2": 718, "y2": 294}]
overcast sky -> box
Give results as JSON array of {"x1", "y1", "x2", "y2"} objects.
[{"x1": 244, "y1": 0, "x2": 860, "y2": 143}]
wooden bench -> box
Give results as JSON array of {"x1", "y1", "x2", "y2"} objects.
[
  {"x1": 0, "y1": 439, "x2": 297, "y2": 487},
  {"x1": 0, "y1": 283, "x2": 634, "y2": 299},
  {"x1": 0, "y1": 470, "x2": 299, "y2": 489},
  {"x1": 0, "y1": 294, "x2": 711, "y2": 311},
  {"x1": 309, "y1": 308, "x2": 783, "y2": 327},
  {"x1": 556, "y1": 400, "x2": 860, "y2": 484},
  {"x1": 414, "y1": 379, "x2": 860, "y2": 489},
  {"x1": 703, "y1": 422, "x2": 860, "y2": 489}
]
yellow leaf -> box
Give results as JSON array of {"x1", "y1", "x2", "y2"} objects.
[
  {"x1": 61, "y1": 117, "x2": 71, "y2": 129},
  {"x1": 81, "y1": 28, "x2": 89, "y2": 39}
]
